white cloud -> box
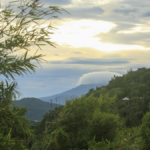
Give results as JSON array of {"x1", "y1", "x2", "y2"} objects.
[
  {"x1": 118, "y1": 25, "x2": 150, "y2": 34},
  {"x1": 72, "y1": 0, "x2": 112, "y2": 7},
  {"x1": 51, "y1": 19, "x2": 150, "y2": 52},
  {"x1": 77, "y1": 71, "x2": 122, "y2": 85}
]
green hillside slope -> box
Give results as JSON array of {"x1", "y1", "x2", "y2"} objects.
[
  {"x1": 86, "y1": 67, "x2": 150, "y2": 127},
  {"x1": 30, "y1": 68, "x2": 150, "y2": 149},
  {"x1": 12, "y1": 98, "x2": 60, "y2": 121}
]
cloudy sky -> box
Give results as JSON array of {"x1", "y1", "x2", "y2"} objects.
[{"x1": 13, "y1": 0, "x2": 150, "y2": 98}]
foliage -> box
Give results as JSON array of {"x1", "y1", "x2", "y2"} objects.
[
  {"x1": 0, "y1": 97, "x2": 33, "y2": 149},
  {"x1": 1, "y1": 0, "x2": 150, "y2": 149},
  {"x1": 39, "y1": 95, "x2": 121, "y2": 150},
  {"x1": 89, "y1": 127, "x2": 144, "y2": 150},
  {"x1": 0, "y1": 0, "x2": 66, "y2": 81},
  {"x1": 13, "y1": 97, "x2": 60, "y2": 120},
  {"x1": 0, "y1": 0, "x2": 66, "y2": 149},
  {"x1": 35, "y1": 105, "x2": 64, "y2": 140},
  {"x1": 86, "y1": 68, "x2": 150, "y2": 128},
  {"x1": 36, "y1": 67, "x2": 150, "y2": 150},
  {"x1": 140, "y1": 111, "x2": 150, "y2": 150}
]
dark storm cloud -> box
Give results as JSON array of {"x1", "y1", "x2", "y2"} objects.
[
  {"x1": 42, "y1": 0, "x2": 72, "y2": 5},
  {"x1": 49, "y1": 57, "x2": 130, "y2": 65}
]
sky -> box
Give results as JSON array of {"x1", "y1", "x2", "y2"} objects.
[{"x1": 11, "y1": 0, "x2": 150, "y2": 98}]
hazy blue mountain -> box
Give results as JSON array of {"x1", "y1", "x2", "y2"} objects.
[
  {"x1": 39, "y1": 84, "x2": 105, "y2": 105},
  {"x1": 12, "y1": 98, "x2": 60, "y2": 121}
]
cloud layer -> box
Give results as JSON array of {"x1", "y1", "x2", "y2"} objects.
[
  {"x1": 51, "y1": 0, "x2": 150, "y2": 50},
  {"x1": 43, "y1": 0, "x2": 72, "y2": 5},
  {"x1": 8, "y1": 0, "x2": 150, "y2": 98},
  {"x1": 77, "y1": 71, "x2": 122, "y2": 85},
  {"x1": 49, "y1": 57, "x2": 130, "y2": 65}
]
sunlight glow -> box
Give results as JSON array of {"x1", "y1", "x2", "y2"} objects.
[
  {"x1": 51, "y1": 20, "x2": 150, "y2": 52},
  {"x1": 118, "y1": 26, "x2": 150, "y2": 34},
  {"x1": 72, "y1": 0, "x2": 110, "y2": 6}
]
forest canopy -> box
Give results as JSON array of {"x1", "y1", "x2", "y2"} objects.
[
  {"x1": 0, "y1": 0, "x2": 66, "y2": 149},
  {"x1": 0, "y1": 0, "x2": 150, "y2": 150},
  {"x1": 35, "y1": 67, "x2": 150, "y2": 150}
]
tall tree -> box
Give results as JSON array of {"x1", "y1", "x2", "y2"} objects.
[{"x1": 0, "y1": 0, "x2": 66, "y2": 149}]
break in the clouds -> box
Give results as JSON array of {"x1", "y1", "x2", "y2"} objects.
[
  {"x1": 50, "y1": 0, "x2": 150, "y2": 52},
  {"x1": 77, "y1": 71, "x2": 122, "y2": 85},
  {"x1": 49, "y1": 0, "x2": 150, "y2": 52},
  {"x1": 6, "y1": 0, "x2": 150, "y2": 98}
]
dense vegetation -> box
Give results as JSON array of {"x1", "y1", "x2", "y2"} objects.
[
  {"x1": 1, "y1": 0, "x2": 150, "y2": 149},
  {"x1": 0, "y1": 0, "x2": 65, "y2": 149},
  {"x1": 33, "y1": 67, "x2": 150, "y2": 150},
  {"x1": 13, "y1": 98, "x2": 60, "y2": 120},
  {"x1": 4, "y1": 68, "x2": 150, "y2": 149}
]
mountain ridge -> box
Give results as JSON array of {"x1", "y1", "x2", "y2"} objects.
[
  {"x1": 39, "y1": 83, "x2": 105, "y2": 105},
  {"x1": 13, "y1": 98, "x2": 60, "y2": 121}
]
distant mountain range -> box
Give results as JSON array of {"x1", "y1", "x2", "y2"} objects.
[
  {"x1": 13, "y1": 84, "x2": 106, "y2": 121},
  {"x1": 12, "y1": 98, "x2": 60, "y2": 121},
  {"x1": 39, "y1": 84, "x2": 105, "y2": 105}
]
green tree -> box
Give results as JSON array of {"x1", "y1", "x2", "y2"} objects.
[
  {"x1": 45, "y1": 95, "x2": 121, "y2": 150},
  {"x1": 140, "y1": 111, "x2": 150, "y2": 150},
  {"x1": 0, "y1": 0, "x2": 66, "y2": 149},
  {"x1": 35, "y1": 105, "x2": 64, "y2": 141}
]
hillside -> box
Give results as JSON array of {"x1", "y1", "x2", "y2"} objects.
[
  {"x1": 39, "y1": 83, "x2": 104, "y2": 105},
  {"x1": 35, "y1": 68, "x2": 150, "y2": 150},
  {"x1": 87, "y1": 68, "x2": 150, "y2": 99},
  {"x1": 12, "y1": 98, "x2": 60, "y2": 121},
  {"x1": 10, "y1": 67, "x2": 150, "y2": 150},
  {"x1": 86, "y1": 67, "x2": 150, "y2": 127}
]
